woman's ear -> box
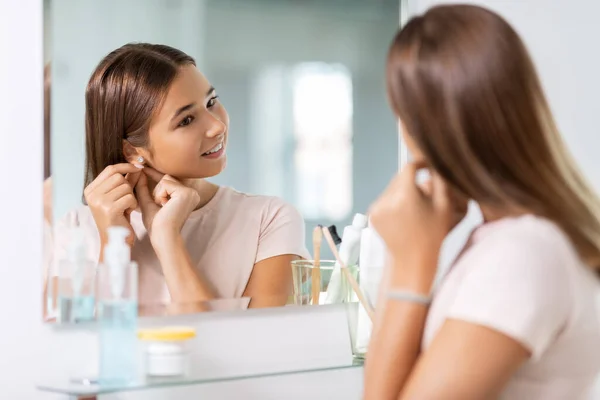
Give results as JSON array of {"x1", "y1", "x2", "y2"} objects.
[{"x1": 122, "y1": 140, "x2": 145, "y2": 165}]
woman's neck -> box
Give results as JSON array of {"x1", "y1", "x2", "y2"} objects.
[
  {"x1": 479, "y1": 204, "x2": 528, "y2": 223},
  {"x1": 184, "y1": 178, "x2": 220, "y2": 210}
]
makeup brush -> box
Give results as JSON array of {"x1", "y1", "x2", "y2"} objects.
[
  {"x1": 322, "y1": 226, "x2": 375, "y2": 322},
  {"x1": 311, "y1": 226, "x2": 323, "y2": 305}
]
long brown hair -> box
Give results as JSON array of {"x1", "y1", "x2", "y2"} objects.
[
  {"x1": 84, "y1": 43, "x2": 195, "y2": 191},
  {"x1": 387, "y1": 5, "x2": 600, "y2": 269}
]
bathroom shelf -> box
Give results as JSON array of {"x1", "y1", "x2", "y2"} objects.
[{"x1": 37, "y1": 360, "x2": 364, "y2": 397}]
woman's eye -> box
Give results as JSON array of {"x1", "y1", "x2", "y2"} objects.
[
  {"x1": 179, "y1": 116, "x2": 194, "y2": 127},
  {"x1": 207, "y1": 95, "x2": 219, "y2": 108}
]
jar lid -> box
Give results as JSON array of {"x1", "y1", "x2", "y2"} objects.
[{"x1": 138, "y1": 327, "x2": 196, "y2": 341}]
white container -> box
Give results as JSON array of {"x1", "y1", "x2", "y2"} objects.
[
  {"x1": 138, "y1": 327, "x2": 196, "y2": 377},
  {"x1": 325, "y1": 213, "x2": 368, "y2": 304},
  {"x1": 359, "y1": 222, "x2": 387, "y2": 304},
  {"x1": 355, "y1": 221, "x2": 387, "y2": 357}
]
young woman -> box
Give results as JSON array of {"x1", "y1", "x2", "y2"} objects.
[
  {"x1": 365, "y1": 5, "x2": 600, "y2": 399},
  {"x1": 53, "y1": 43, "x2": 309, "y2": 309}
]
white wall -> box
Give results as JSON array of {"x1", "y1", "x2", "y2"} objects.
[{"x1": 0, "y1": 0, "x2": 47, "y2": 397}]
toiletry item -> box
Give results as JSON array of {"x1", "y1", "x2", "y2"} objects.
[
  {"x1": 97, "y1": 226, "x2": 138, "y2": 385},
  {"x1": 322, "y1": 226, "x2": 374, "y2": 321},
  {"x1": 325, "y1": 214, "x2": 368, "y2": 304},
  {"x1": 311, "y1": 226, "x2": 323, "y2": 305},
  {"x1": 358, "y1": 221, "x2": 386, "y2": 306},
  {"x1": 57, "y1": 228, "x2": 96, "y2": 323},
  {"x1": 291, "y1": 260, "x2": 337, "y2": 305},
  {"x1": 327, "y1": 225, "x2": 342, "y2": 245},
  {"x1": 138, "y1": 327, "x2": 196, "y2": 377},
  {"x1": 355, "y1": 221, "x2": 387, "y2": 356}
]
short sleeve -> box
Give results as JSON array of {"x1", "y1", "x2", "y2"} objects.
[
  {"x1": 255, "y1": 198, "x2": 311, "y2": 263},
  {"x1": 447, "y1": 224, "x2": 573, "y2": 360}
]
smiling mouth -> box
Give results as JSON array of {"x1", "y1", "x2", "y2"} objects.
[{"x1": 202, "y1": 142, "x2": 223, "y2": 156}]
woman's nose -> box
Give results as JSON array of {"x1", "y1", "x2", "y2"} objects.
[{"x1": 204, "y1": 114, "x2": 226, "y2": 138}]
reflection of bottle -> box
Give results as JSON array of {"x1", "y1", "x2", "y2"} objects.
[
  {"x1": 98, "y1": 226, "x2": 138, "y2": 385},
  {"x1": 325, "y1": 213, "x2": 368, "y2": 304},
  {"x1": 355, "y1": 220, "x2": 386, "y2": 357},
  {"x1": 57, "y1": 228, "x2": 95, "y2": 323}
]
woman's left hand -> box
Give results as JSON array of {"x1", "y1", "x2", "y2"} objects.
[
  {"x1": 135, "y1": 167, "x2": 200, "y2": 242},
  {"x1": 368, "y1": 162, "x2": 467, "y2": 291}
]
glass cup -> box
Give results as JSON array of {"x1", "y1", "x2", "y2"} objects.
[
  {"x1": 352, "y1": 268, "x2": 384, "y2": 359},
  {"x1": 291, "y1": 260, "x2": 359, "y2": 305}
]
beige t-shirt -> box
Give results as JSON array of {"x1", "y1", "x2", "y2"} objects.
[
  {"x1": 423, "y1": 215, "x2": 600, "y2": 399},
  {"x1": 53, "y1": 186, "x2": 310, "y2": 305}
]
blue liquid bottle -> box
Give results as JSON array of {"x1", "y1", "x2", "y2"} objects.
[{"x1": 97, "y1": 227, "x2": 138, "y2": 386}]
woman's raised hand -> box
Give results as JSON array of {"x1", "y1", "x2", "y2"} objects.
[{"x1": 84, "y1": 163, "x2": 143, "y2": 245}]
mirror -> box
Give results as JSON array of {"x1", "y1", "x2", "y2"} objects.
[{"x1": 43, "y1": 0, "x2": 400, "y2": 323}]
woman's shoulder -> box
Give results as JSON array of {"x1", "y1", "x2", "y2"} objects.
[
  {"x1": 444, "y1": 215, "x2": 594, "y2": 362},
  {"x1": 219, "y1": 187, "x2": 302, "y2": 220},
  {"x1": 472, "y1": 214, "x2": 578, "y2": 262},
  {"x1": 217, "y1": 187, "x2": 309, "y2": 260}
]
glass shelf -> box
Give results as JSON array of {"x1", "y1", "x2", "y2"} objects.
[{"x1": 37, "y1": 359, "x2": 364, "y2": 396}]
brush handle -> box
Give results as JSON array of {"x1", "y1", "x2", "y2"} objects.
[
  {"x1": 311, "y1": 227, "x2": 322, "y2": 305},
  {"x1": 311, "y1": 258, "x2": 321, "y2": 305},
  {"x1": 321, "y1": 227, "x2": 375, "y2": 322}
]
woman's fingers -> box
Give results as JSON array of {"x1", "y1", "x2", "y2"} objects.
[
  {"x1": 419, "y1": 179, "x2": 433, "y2": 196},
  {"x1": 153, "y1": 181, "x2": 170, "y2": 206},
  {"x1": 85, "y1": 163, "x2": 143, "y2": 194},
  {"x1": 125, "y1": 170, "x2": 142, "y2": 188},
  {"x1": 135, "y1": 172, "x2": 156, "y2": 210},
  {"x1": 142, "y1": 166, "x2": 165, "y2": 183},
  {"x1": 106, "y1": 183, "x2": 134, "y2": 202},
  {"x1": 95, "y1": 173, "x2": 127, "y2": 195},
  {"x1": 113, "y1": 193, "x2": 138, "y2": 215},
  {"x1": 399, "y1": 162, "x2": 420, "y2": 189}
]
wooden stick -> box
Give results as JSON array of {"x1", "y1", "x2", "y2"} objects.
[
  {"x1": 311, "y1": 226, "x2": 322, "y2": 305},
  {"x1": 321, "y1": 226, "x2": 375, "y2": 322}
]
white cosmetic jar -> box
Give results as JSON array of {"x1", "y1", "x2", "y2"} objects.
[{"x1": 138, "y1": 327, "x2": 196, "y2": 377}]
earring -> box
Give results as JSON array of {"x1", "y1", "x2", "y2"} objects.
[{"x1": 137, "y1": 156, "x2": 144, "y2": 164}]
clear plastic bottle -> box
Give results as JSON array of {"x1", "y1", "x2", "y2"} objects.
[
  {"x1": 56, "y1": 227, "x2": 96, "y2": 323},
  {"x1": 325, "y1": 213, "x2": 368, "y2": 304},
  {"x1": 354, "y1": 220, "x2": 387, "y2": 357},
  {"x1": 97, "y1": 226, "x2": 138, "y2": 385}
]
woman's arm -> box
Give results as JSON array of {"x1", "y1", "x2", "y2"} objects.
[
  {"x1": 152, "y1": 230, "x2": 216, "y2": 304},
  {"x1": 365, "y1": 163, "x2": 471, "y2": 399},
  {"x1": 365, "y1": 162, "x2": 570, "y2": 399},
  {"x1": 364, "y1": 259, "x2": 433, "y2": 399},
  {"x1": 243, "y1": 254, "x2": 299, "y2": 308},
  {"x1": 242, "y1": 196, "x2": 308, "y2": 308},
  {"x1": 135, "y1": 169, "x2": 216, "y2": 308},
  {"x1": 365, "y1": 299, "x2": 428, "y2": 399},
  {"x1": 365, "y1": 261, "x2": 529, "y2": 400},
  {"x1": 399, "y1": 320, "x2": 528, "y2": 399}
]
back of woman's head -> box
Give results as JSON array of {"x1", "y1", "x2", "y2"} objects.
[
  {"x1": 84, "y1": 43, "x2": 195, "y2": 188},
  {"x1": 387, "y1": 4, "x2": 600, "y2": 268}
]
